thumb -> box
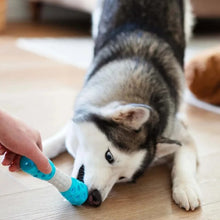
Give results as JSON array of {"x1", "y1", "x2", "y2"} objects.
[{"x1": 27, "y1": 147, "x2": 52, "y2": 174}]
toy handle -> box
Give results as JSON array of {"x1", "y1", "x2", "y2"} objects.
[
  {"x1": 20, "y1": 156, "x2": 88, "y2": 206},
  {"x1": 20, "y1": 156, "x2": 56, "y2": 180}
]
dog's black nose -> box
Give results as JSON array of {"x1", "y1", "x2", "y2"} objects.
[{"x1": 87, "y1": 189, "x2": 102, "y2": 207}]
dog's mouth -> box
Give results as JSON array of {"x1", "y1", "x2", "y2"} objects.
[
  {"x1": 76, "y1": 165, "x2": 102, "y2": 207},
  {"x1": 77, "y1": 165, "x2": 85, "y2": 183}
]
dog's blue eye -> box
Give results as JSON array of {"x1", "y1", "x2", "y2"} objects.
[{"x1": 105, "y1": 150, "x2": 114, "y2": 164}]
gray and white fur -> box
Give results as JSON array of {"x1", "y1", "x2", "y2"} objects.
[{"x1": 44, "y1": 0, "x2": 201, "y2": 210}]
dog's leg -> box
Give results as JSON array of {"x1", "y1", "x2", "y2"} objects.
[
  {"x1": 43, "y1": 121, "x2": 78, "y2": 159},
  {"x1": 65, "y1": 122, "x2": 80, "y2": 178},
  {"x1": 65, "y1": 121, "x2": 78, "y2": 158},
  {"x1": 171, "y1": 120, "x2": 201, "y2": 211},
  {"x1": 43, "y1": 125, "x2": 67, "y2": 159}
]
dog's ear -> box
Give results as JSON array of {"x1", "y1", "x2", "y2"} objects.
[
  {"x1": 102, "y1": 103, "x2": 151, "y2": 130},
  {"x1": 155, "y1": 136, "x2": 181, "y2": 158}
]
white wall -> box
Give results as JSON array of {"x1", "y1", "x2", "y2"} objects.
[
  {"x1": 7, "y1": 0, "x2": 30, "y2": 22},
  {"x1": 6, "y1": 0, "x2": 90, "y2": 22}
]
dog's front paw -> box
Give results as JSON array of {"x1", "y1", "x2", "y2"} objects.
[{"x1": 172, "y1": 179, "x2": 201, "y2": 211}]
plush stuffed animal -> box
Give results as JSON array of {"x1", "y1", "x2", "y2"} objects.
[{"x1": 185, "y1": 47, "x2": 220, "y2": 106}]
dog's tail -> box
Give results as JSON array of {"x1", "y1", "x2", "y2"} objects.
[
  {"x1": 184, "y1": 0, "x2": 195, "y2": 42},
  {"x1": 43, "y1": 125, "x2": 67, "y2": 159},
  {"x1": 92, "y1": 0, "x2": 105, "y2": 40}
]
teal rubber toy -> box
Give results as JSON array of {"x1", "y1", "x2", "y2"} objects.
[{"x1": 20, "y1": 156, "x2": 88, "y2": 206}]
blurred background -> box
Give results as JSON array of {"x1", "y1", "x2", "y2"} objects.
[
  {"x1": 1, "y1": 0, "x2": 220, "y2": 34},
  {"x1": 0, "y1": 1, "x2": 220, "y2": 219},
  {"x1": 0, "y1": 0, "x2": 219, "y2": 169},
  {"x1": 1, "y1": 0, "x2": 219, "y2": 112}
]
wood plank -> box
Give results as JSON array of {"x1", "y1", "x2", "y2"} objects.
[
  {"x1": 1, "y1": 21, "x2": 90, "y2": 38},
  {"x1": 0, "y1": 169, "x2": 27, "y2": 196},
  {"x1": 0, "y1": 165, "x2": 209, "y2": 220},
  {"x1": 198, "y1": 153, "x2": 220, "y2": 206},
  {"x1": 0, "y1": 39, "x2": 85, "y2": 139},
  {"x1": 181, "y1": 104, "x2": 220, "y2": 157},
  {"x1": 203, "y1": 201, "x2": 220, "y2": 220},
  {"x1": 0, "y1": 22, "x2": 219, "y2": 219},
  {"x1": 0, "y1": 0, "x2": 6, "y2": 32}
]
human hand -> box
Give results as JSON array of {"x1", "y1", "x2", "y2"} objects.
[{"x1": 0, "y1": 110, "x2": 51, "y2": 174}]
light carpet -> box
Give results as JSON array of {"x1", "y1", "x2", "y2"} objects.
[
  {"x1": 16, "y1": 36, "x2": 220, "y2": 114},
  {"x1": 17, "y1": 37, "x2": 94, "y2": 69}
]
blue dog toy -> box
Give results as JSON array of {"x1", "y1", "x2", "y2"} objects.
[{"x1": 20, "y1": 156, "x2": 88, "y2": 206}]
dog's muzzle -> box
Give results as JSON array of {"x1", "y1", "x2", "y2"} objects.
[
  {"x1": 77, "y1": 165, "x2": 102, "y2": 207},
  {"x1": 86, "y1": 189, "x2": 102, "y2": 207}
]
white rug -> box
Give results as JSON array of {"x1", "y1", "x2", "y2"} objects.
[
  {"x1": 17, "y1": 38, "x2": 94, "y2": 69},
  {"x1": 16, "y1": 36, "x2": 220, "y2": 114}
]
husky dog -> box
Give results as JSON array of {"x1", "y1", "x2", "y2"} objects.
[{"x1": 44, "y1": 0, "x2": 201, "y2": 210}]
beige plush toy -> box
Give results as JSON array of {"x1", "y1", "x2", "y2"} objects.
[{"x1": 185, "y1": 47, "x2": 220, "y2": 106}]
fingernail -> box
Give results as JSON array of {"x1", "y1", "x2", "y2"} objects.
[
  {"x1": 45, "y1": 164, "x2": 52, "y2": 174},
  {"x1": 9, "y1": 164, "x2": 19, "y2": 172}
]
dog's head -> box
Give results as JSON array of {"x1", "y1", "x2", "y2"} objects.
[{"x1": 72, "y1": 102, "x2": 180, "y2": 206}]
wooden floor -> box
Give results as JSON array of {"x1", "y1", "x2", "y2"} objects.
[{"x1": 0, "y1": 23, "x2": 220, "y2": 220}]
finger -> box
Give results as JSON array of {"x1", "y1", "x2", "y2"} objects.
[
  {"x1": 2, "y1": 151, "x2": 17, "y2": 166},
  {"x1": 36, "y1": 135, "x2": 43, "y2": 151},
  {"x1": 9, "y1": 155, "x2": 21, "y2": 172},
  {"x1": 26, "y1": 146, "x2": 51, "y2": 174},
  {"x1": 0, "y1": 144, "x2": 6, "y2": 155}
]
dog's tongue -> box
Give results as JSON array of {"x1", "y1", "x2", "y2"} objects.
[{"x1": 88, "y1": 194, "x2": 93, "y2": 203}]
